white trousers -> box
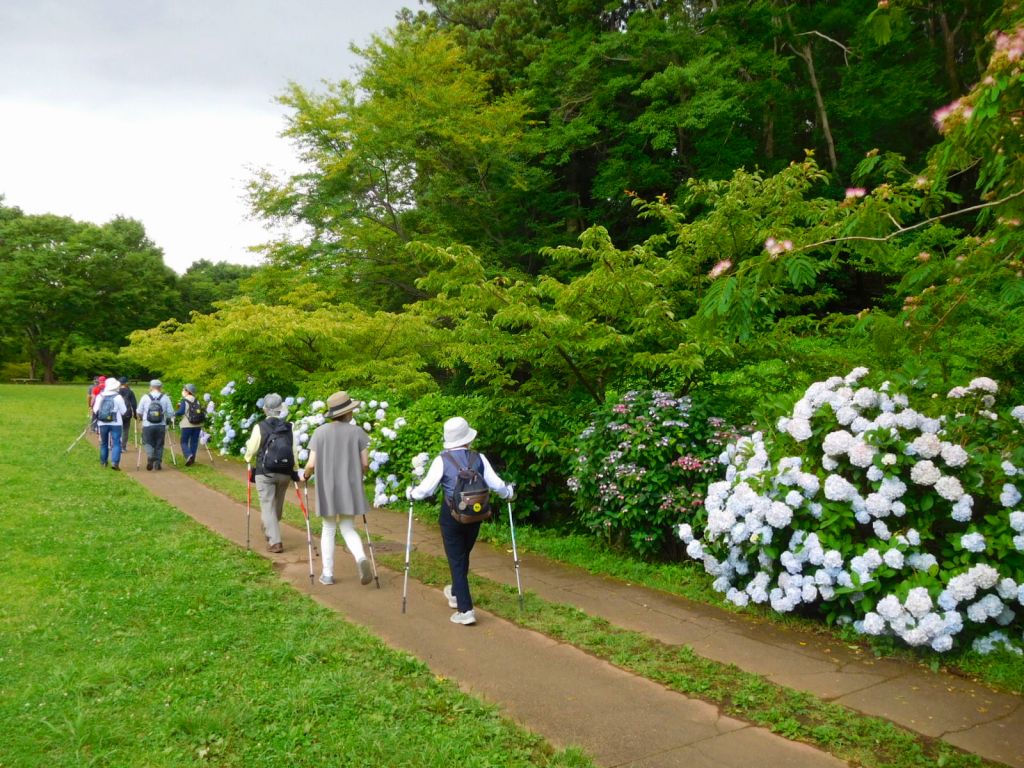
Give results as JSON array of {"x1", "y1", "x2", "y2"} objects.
[{"x1": 321, "y1": 515, "x2": 366, "y2": 579}]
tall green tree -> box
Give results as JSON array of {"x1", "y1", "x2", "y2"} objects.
[
  {"x1": 177, "y1": 259, "x2": 257, "y2": 319},
  {"x1": 0, "y1": 207, "x2": 177, "y2": 382}
]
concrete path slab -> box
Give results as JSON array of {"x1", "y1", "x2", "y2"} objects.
[{"x1": 127, "y1": 462, "x2": 848, "y2": 768}]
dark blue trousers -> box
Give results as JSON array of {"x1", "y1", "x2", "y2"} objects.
[
  {"x1": 439, "y1": 504, "x2": 482, "y2": 613},
  {"x1": 180, "y1": 426, "x2": 200, "y2": 461}
]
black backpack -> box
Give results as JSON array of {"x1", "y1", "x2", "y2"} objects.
[
  {"x1": 97, "y1": 394, "x2": 117, "y2": 423},
  {"x1": 258, "y1": 419, "x2": 294, "y2": 475},
  {"x1": 185, "y1": 397, "x2": 206, "y2": 424},
  {"x1": 146, "y1": 397, "x2": 165, "y2": 424},
  {"x1": 443, "y1": 451, "x2": 493, "y2": 523}
]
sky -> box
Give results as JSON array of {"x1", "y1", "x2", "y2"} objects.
[{"x1": 0, "y1": 0, "x2": 413, "y2": 273}]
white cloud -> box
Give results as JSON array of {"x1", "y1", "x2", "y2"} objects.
[{"x1": 0, "y1": 0, "x2": 409, "y2": 273}]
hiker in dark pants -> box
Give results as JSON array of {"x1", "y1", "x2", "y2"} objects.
[
  {"x1": 118, "y1": 378, "x2": 138, "y2": 450},
  {"x1": 174, "y1": 383, "x2": 204, "y2": 466},
  {"x1": 408, "y1": 416, "x2": 514, "y2": 626},
  {"x1": 243, "y1": 393, "x2": 300, "y2": 553},
  {"x1": 92, "y1": 377, "x2": 127, "y2": 469},
  {"x1": 137, "y1": 380, "x2": 173, "y2": 470}
]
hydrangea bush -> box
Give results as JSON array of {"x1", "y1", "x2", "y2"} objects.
[
  {"x1": 571, "y1": 390, "x2": 740, "y2": 558},
  {"x1": 681, "y1": 368, "x2": 1024, "y2": 654}
]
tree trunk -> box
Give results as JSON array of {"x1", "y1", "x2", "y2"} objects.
[
  {"x1": 37, "y1": 349, "x2": 57, "y2": 383},
  {"x1": 797, "y1": 40, "x2": 838, "y2": 172},
  {"x1": 936, "y1": 9, "x2": 962, "y2": 96}
]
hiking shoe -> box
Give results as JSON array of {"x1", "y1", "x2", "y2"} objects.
[
  {"x1": 450, "y1": 610, "x2": 476, "y2": 625},
  {"x1": 185, "y1": 454, "x2": 195, "y2": 466},
  {"x1": 268, "y1": 542, "x2": 284, "y2": 554},
  {"x1": 111, "y1": 465, "x2": 120, "y2": 471},
  {"x1": 318, "y1": 574, "x2": 335, "y2": 586},
  {"x1": 443, "y1": 584, "x2": 458, "y2": 609},
  {"x1": 357, "y1": 558, "x2": 373, "y2": 586},
  {"x1": 146, "y1": 459, "x2": 153, "y2": 471},
  {"x1": 155, "y1": 462, "x2": 162, "y2": 470}
]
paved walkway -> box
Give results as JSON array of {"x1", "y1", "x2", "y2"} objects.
[{"x1": 129, "y1": 454, "x2": 1022, "y2": 767}]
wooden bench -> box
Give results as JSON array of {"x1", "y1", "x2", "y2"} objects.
[{"x1": 10, "y1": 378, "x2": 40, "y2": 384}]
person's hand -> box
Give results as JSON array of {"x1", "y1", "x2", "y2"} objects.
[
  {"x1": 405, "y1": 486, "x2": 414, "y2": 501},
  {"x1": 291, "y1": 470, "x2": 302, "y2": 483},
  {"x1": 505, "y1": 483, "x2": 516, "y2": 501},
  {"x1": 248, "y1": 468, "x2": 255, "y2": 483}
]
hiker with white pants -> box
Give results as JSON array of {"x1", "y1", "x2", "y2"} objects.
[{"x1": 301, "y1": 391, "x2": 374, "y2": 587}]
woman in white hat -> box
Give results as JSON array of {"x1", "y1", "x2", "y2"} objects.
[
  {"x1": 408, "y1": 416, "x2": 514, "y2": 626},
  {"x1": 301, "y1": 391, "x2": 374, "y2": 586},
  {"x1": 92, "y1": 377, "x2": 128, "y2": 470}
]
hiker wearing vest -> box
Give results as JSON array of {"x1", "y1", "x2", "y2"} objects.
[
  {"x1": 408, "y1": 416, "x2": 514, "y2": 626},
  {"x1": 243, "y1": 393, "x2": 300, "y2": 553},
  {"x1": 173, "y1": 383, "x2": 204, "y2": 466},
  {"x1": 92, "y1": 377, "x2": 128, "y2": 470},
  {"x1": 300, "y1": 391, "x2": 374, "y2": 587},
  {"x1": 136, "y1": 379, "x2": 174, "y2": 471}
]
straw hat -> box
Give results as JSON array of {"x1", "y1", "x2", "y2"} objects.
[
  {"x1": 442, "y1": 417, "x2": 477, "y2": 449},
  {"x1": 326, "y1": 391, "x2": 359, "y2": 419}
]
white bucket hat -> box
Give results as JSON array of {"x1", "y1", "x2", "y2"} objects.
[
  {"x1": 443, "y1": 416, "x2": 477, "y2": 450},
  {"x1": 103, "y1": 378, "x2": 121, "y2": 393}
]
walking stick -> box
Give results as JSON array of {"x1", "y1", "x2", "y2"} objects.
[
  {"x1": 303, "y1": 484, "x2": 319, "y2": 556},
  {"x1": 402, "y1": 499, "x2": 414, "y2": 613},
  {"x1": 508, "y1": 499, "x2": 524, "y2": 610},
  {"x1": 202, "y1": 432, "x2": 216, "y2": 464},
  {"x1": 167, "y1": 428, "x2": 178, "y2": 467},
  {"x1": 245, "y1": 463, "x2": 252, "y2": 551},
  {"x1": 135, "y1": 420, "x2": 142, "y2": 471},
  {"x1": 362, "y1": 514, "x2": 381, "y2": 589},
  {"x1": 65, "y1": 420, "x2": 91, "y2": 455},
  {"x1": 294, "y1": 480, "x2": 315, "y2": 585}
]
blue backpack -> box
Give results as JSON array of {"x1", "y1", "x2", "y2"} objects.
[{"x1": 97, "y1": 395, "x2": 117, "y2": 423}]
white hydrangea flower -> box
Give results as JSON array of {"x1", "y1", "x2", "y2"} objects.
[
  {"x1": 848, "y1": 441, "x2": 876, "y2": 467},
  {"x1": 1011, "y1": 405, "x2": 1024, "y2": 424},
  {"x1": 881, "y1": 453, "x2": 897, "y2": 466},
  {"x1": 910, "y1": 433, "x2": 942, "y2": 459},
  {"x1": 876, "y1": 594, "x2": 904, "y2": 621},
  {"x1": 1003, "y1": 460, "x2": 1019, "y2": 477},
  {"x1": 865, "y1": 492, "x2": 891, "y2": 517},
  {"x1": 908, "y1": 553, "x2": 937, "y2": 572},
  {"x1": 766, "y1": 502, "x2": 793, "y2": 529},
  {"x1": 845, "y1": 367, "x2": 869, "y2": 384},
  {"x1": 934, "y1": 475, "x2": 964, "y2": 501},
  {"x1": 785, "y1": 418, "x2": 812, "y2": 441},
  {"x1": 960, "y1": 532, "x2": 986, "y2": 553},
  {"x1": 822, "y1": 430, "x2": 855, "y2": 456},
  {"x1": 678, "y1": 523, "x2": 694, "y2": 543},
  {"x1": 910, "y1": 460, "x2": 941, "y2": 486},
  {"x1": 824, "y1": 474, "x2": 857, "y2": 501},
  {"x1": 940, "y1": 443, "x2": 969, "y2": 468},
  {"x1": 967, "y1": 377, "x2": 998, "y2": 394},
  {"x1": 872, "y1": 520, "x2": 891, "y2": 540},
  {"x1": 1010, "y1": 511, "x2": 1024, "y2": 532},
  {"x1": 879, "y1": 476, "x2": 907, "y2": 500},
  {"x1": 883, "y1": 548, "x2": 904, "y2": 569},
  {"x1": 1000, "y1": 483, "x2": 1022, "y2": 508},
  {"x1": 951, "y1": 495, "x2": 973, "y2": 522},
  {"x1": 866, "y1": 465, "x2": 884, "y2": 482}
]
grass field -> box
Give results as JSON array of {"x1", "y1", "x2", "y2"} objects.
[{"x1": 0, "y1": 385, "x2": 590, "y2": 768}]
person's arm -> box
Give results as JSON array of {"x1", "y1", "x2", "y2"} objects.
[
  {"x1": 410, "y1": 455, "x2": 443, "y2": 500},
  {"x1": 242, "y1": 425, "x2": 262, "y2": 465},
  {"x1": 302, "y1": 450, "x2": 317, "y2": 481},
  {"x1": 360, "y1": 447, "x2": 369, "y2": 475},
  {"x1": 481, "y1": 454, "x2": 514, "y2": 499},
  {"x1": 136, "y1": 395, "x2": 147, "y2": 420},
  {"x1": 174, "y1": 399, "x2": 185, "y2": 418}
]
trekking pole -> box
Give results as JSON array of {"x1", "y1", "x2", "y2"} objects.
[
  {"x1": 293, "y1": 480, "x2": 315, "y2": 585},
  {"x1": 507, "y1": 499, "x2": 524, "y2": 610},
  {"x1": 402, "y1": 499, "x2": 414, "y2": 613},
  {"x1": 362, "y1": 514, "x2": 381, "y2": 589},
  {"x1": 167, "y1": 422, "x2": 178, "y2": 467},
  {"x1": 303, "y1": 484, "x2": 319, "y2": 556},
  {"x1": 245, "y1": 463, "x2": 252, "y2": 551},
  {"x1": 135, "y1": 431, "x2": 142, "y2": 471},
  {"x1": 203, "y1": 432, "x2": 216, "y2": 464},
  {"x1": 65, "y1": 420, "x2": 91, "y2": 455}
]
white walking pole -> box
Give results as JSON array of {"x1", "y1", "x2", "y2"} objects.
[
  {"x1": 402, "y1": 499, "x2": 414, "y2": 613},
  {"x1": 508, "y1": 500, "x2": 524, "y2": 610}
]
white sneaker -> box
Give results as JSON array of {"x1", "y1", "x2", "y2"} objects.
[
  {"x1": 450, "y1": 610, "x2": 476, "y2": 625},
  {"x1": 357, "y1": 558, "x2": 373, "y2": 586},
  {"x1": 443, "y1": 584, "x2": 458, "y2": 609},
  {"x1": 318, "y1": 574, "x2": 334, "y2": 586}
]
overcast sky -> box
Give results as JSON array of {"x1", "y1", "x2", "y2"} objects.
[{"x1": 0, "y1": 0, "x2": 413, "y2": 273}]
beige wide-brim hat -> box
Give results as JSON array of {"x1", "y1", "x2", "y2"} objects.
[
  {"x1": 326, "y1": 391, "x2": 359, "y2": 419},
  {"x1": 443, "y1": 416, "x2": 477, "y2": 449}
]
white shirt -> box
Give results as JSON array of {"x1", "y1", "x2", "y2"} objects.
[{"x1": 410, "y1": 449, "x2": 512, "y2": 500}]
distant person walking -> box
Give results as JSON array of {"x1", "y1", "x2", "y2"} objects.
[
  {"x1": 408, "y1": 417, "x2": 514, "y2": 626},
  {"x1": 243, "y1": 394, "x2": 300, "y2": 553},
  {"x1": 174, "y1": 383, "x2": 205, "y2": 466},
  {"x1": 118, "y1": 378, "x2": 138, "y2": 450},
  {"x1": 301, "y1": 391, "x2": 374, "y2": 587},
  {"x1": 92, "y1": 377, "x2": 127, "y2": 470},
  {"x1": 136, "y1": 379, "x2": 173, "y2": 470},
  {"x1": 89, "y1": 375, "x2": 106, "y2": 433}
]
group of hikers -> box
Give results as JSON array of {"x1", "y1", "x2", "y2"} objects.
[
  {"x1": 87, "y1": 380, "x2": 514, "y2": 627},
  {"x1": 88, "y1": 376, "x2": 208, "y2": 471}
]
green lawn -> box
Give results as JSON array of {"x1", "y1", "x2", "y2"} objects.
[{"x1": 0, "y1": 385, "x2": 590, "y2": 768}]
